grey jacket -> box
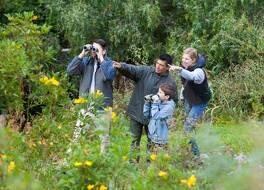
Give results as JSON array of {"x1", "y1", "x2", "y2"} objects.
[
  {"x1": 119, "y1": 63, "x2": 177, "y2": 125},
  {"x1": 67, "y1": 56, "x2": 116, "y2": 107}
]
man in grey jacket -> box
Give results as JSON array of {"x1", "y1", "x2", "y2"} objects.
[
  {"x1": 67, "y1": 39, "x2": 116, "y2": 108},
  {"x1": 113, "y1": 54, "x2": 178, "y2": 161},
  {"x1": 67, "y1": 39, "x2": 116, "y2": 154}
]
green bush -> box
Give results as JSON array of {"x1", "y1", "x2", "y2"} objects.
[
  {"x1": 166, "y1": 1, "x2": 264, "y2": 74},
  {"x1": 207, "y1": 14, "x2": 263, "y2": 73},
  {"x1": 0, "y1": 12, "x2": 61, "y2": 115},
  {"x1": 211, "y1": 59, "x2": 264, "y2": 120},
  {"x1": 0, "y1": 128, "x2": 44, "y2": 190},
  {"x1": 0, "y1": 40, "x2": 31, "y2": 112},
  {"x1": 44, "y1": 0, "x2": 162, "y2": 63}
]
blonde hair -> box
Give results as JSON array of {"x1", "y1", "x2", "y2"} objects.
[{"x1": 183, "y1": 48, "x2": 198, "y2": 62}]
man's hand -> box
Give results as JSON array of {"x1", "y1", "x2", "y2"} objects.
[
  {"x1": 168, "y1": 64, "x2": 182, "y2": 72},
  {"x1": 113, "y1": 61, "x2": 122, "y2": 69},
  {"x1": 96, "y1": 49, "x2": 105, "y2": 63},
  {"x1": 78, "y1": 49, "x2": 88, "y2": 59}
]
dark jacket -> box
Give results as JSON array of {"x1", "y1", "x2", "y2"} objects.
[
  {"x1": 181, "y1": 65, "x2": 211, "y2": 105},
  {"x1": 67, "y1": 56, "x2": 116, "y2": 107},
  {"x1": 119, "y1": 63, "x2": 177, "y2": 125}
]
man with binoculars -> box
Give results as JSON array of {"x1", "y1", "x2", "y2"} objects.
[
  {"x1": 67, "y1": 39, "x2": 116, "y2": 154},
  {"x1": 67, "y1": 39, "x2": 116, "y2": 108}
]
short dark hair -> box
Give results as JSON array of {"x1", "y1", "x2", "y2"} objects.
[
  {"x1": 159, "y1": 54, "x2": 173, "y2": 65},
  {"x1": 159, "y1": 83, "x2": 176, "y2": 100},
  {"x1": 94, "y1": 39, "x2": 107, "y2": 49}
]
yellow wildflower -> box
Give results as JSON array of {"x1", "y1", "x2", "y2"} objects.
[
  {"x1": 74, "y1": 162, "x2": 83, "y2": 167},
  {"x1": 87, "y1": 184, "x2": 95, "y2": 190},
  {"x1": 158, "y1": 170, "x2": 168, "y2": 179},
  {"x1": 104, "y1": 107, "x2": 112, "y2": 112},
  {"x1": 99, "y1": 185, "x2": 107, "y2": 190},
  {"x1": 111, "y1": 111, "x2": 117, "y2": 122},
  {"x1": 50, "y1": 142, "x2": 53, "y2": 146},
  {"x1": 187, "y1": 175, "x2": 196, "y2": 187},
  {"x1": 180, "y1": 179, "x2": 188, "y2": 184},
  {"x1": 31, "y1": 15, "x2": 39, "y2": 20},
  {"x1": 84, "y1": 161, "x2": 93, "y2": 167},
  {"x1": 49, "y1": 77, "x2": 60, "y2": 86},
  {"x1": 122, "y1": 156, "x2": 128, "y2": 161},
  {"x1": 39, "y1": 76, "x2": 59, "y2": 86},
  {"x1": 181, "y1": 175, "x2": 197, "y2": 188},
  {"x1": 58, "y1": 124, "x2": 62, "y2": 129},
  {"x1": 150, "y1": 154, "x2": 157, "y2": 161},
  {"x1": 39, "y1": 76, "x2": 49, "y2": 85},
  {"x1": 7, "y1": 161, "x2": 15, "y2": 174},
  {"x1": 95, "y1": 90, "x2": 103, "y2": 98},
  {"x1": 74, "y1": 97, "x2": 88, "y2": 104}
]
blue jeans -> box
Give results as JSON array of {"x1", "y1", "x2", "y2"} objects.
[{"x1": 184, "y1": 101, "x2": 208, "y2": 156}]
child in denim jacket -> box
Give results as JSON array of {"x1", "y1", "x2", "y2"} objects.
[{"x1": 143, "y1": 83, "x2": 176, "y2": 153}]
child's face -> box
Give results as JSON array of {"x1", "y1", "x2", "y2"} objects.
[
  {"x1": 181, "y1": 53, "x2": 196, "y2": 69},
  {"x1": 157, "y1": 88, "x2": 169, "y2": 101}
]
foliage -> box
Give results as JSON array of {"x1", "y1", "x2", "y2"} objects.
[
  {"x1": 166, "y1": 1, "x2": 264, "y2": 73},
  {"x1": 0, "y1": 12, "x2": 55, "y2": 113},
  {"x1": 44, "y1": 0, "x2": 162, "y2": 64},
  {"x1": 0, "y1": 1, "x2": 264, "y2": 189},
  {"x1": 0, "y1": 128, "x2": 44, "y2": 190},
  {"x1": 0, "y1": 40, "x2": 30, "y2": 112},
  {"x1": 211, "y1": 59, "x2": 264, "y2": 120},
  {"x1": 1, "y1": 105, "x2": 264, "y2": 189}
]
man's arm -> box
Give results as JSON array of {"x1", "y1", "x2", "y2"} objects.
[
  {"x1": 113, "y1": 61, "x2": 145, "y2": 82},
  {"x1": 67, "y1": 50, "x2": 89, "y2": 76},
  {"x1": 67, "y1": 57, "x2": 85, "y2": 75}
]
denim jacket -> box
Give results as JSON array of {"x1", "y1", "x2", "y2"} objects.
[{"x1": 143, "y1": 100, "x2": 175, "y2": 144}]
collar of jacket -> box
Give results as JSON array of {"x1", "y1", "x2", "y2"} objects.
[{"x1": 187, "y1": 63, "x2": 200, "y2": 71}]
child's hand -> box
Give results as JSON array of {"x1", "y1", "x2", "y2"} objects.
[
  {"x1": 152, "y1": 95, "x2": 160, "y2": 103},
  {"x1": 168, "y1": 64, "x2": 182, "y2": 72}
]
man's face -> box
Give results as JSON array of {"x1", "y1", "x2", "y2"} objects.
[
  {"x1": 155, "y1": 59, "x2": 169, "y2": 74},
  {"x1": 91, "y1": 42, "x2": 106, "y2": 58}
]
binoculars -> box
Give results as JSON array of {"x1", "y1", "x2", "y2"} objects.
[
  {"x1": 144, "y1": 94, "x2": 160, "y2": 102},
  {"x1": 83, "y1": 44, "x2": 99, "y2": 52}
]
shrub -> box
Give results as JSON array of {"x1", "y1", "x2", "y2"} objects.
[
  {"x1": 0, "y1": 12, "x2": 54, "y2": 113},
  {"x1": 211, "y1": 59, "x2": 264, "y2": 120}
]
